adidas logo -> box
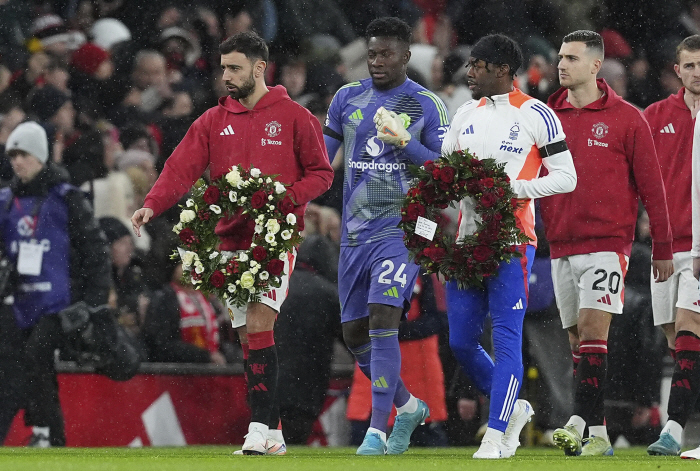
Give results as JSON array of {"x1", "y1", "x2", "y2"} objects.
[
  {"x1": 383, "y1": 286, "x2": 399, "y2": 298},
  {"x1": 350, "y1": 109, "x2": 363, "y2": 121},
  {"x1": 596, "y1": 294, "x2": 612, "y2": 305},
  {"x1": 462, "y1": 124, "x2": 475, "y2": 135},
  {"x1": 660, "y1": 123, "x2": 675, "y2": 134},
  {"x1": 220, "y1": 124, "x2": 235, "y2": 136},
  {"x1": 373, "y1": 376, "x2": 389, "y2": 388},
  {"x1": 512, "y1": 299, "x2": 523, "y2": 310}
]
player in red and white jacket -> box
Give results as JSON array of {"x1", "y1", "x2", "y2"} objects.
[
  {"x1": 646, "y1": 35, "x2": 700, "y2": 459},
  {"x1": 131, "y1": 32, "x2": 333, "y2": 456},
  {"x1": 540, "y1": 30, "x2": 674, "y2": 457}
]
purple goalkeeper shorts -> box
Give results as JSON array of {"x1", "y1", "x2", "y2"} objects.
[{"x1": 338, "y1": 239, "x2": 420, "y2": 323}]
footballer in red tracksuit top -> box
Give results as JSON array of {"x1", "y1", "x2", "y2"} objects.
[
  {"x1": 143, "y1": 85, "x2": 334, "y2": 251},
  {"x1": 540, "y1": 79, "x2": 673, "y2": 263}
]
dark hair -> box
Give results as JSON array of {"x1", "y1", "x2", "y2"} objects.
[
  {"x1": 219, "y1": 31, "x2": 269, "y2": 62},
  {"x1": 677, "y1": 35, "x2": 700, "y2": 63},
  {"x1": 562, "y1": 30, "x2": 604, "y2": 57},
  {"x1": 470, "y1": 34, "x2": 523, "y2": 78},
  {"x1": 366, "y1": 17, "x2": 412, "y2": 44}
]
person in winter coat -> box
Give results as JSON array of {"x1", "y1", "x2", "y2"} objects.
[{"x1": 0, "y1": 121, "x2": 110, "y2": 447}]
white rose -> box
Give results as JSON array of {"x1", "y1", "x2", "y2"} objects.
[
  {"x1": 280, "y1": 229, "x2": 292, "y2": 241},
  {"x1": 225, "y1": 169, "x2": 242, "y2": 187},
  {"x1": 209, "y1": 251, "x2": 220, "y2": 260},
  {"x1": 274, "y1": 182, "x2": 286, "y2": 194},
  {"x1": 237, "y1": 252, "x2": 249, "y2": 262},
  {"x1": 240, "y1": 271, "x2": 255, "y2": 289},
  {"x1": 228, "y1": 284, "x2": 236, "y2": 293},
  {"x1": 266, "y1": 177, "x2": 272, "y2": 184},
  {"x1": 258, "y1": 178, "x2": 263, "y2": 184},
  {"x1": 242, "y1": 181, "x2": 250, "y2": 187},
  {"x1": 267, "y1": 204, "x2": 274, "y2": 210},
  {"x1": 250, "y1": 265, "x2": 259, "y2": 275},
  {"x1": 255, "y1": 224, "x2": 264, "y2": 234},
  {"x1": 266, "y1": 219, "x2": 280, "y2": 234},
  {"x1": 180, "y1": 209, "x2": 196, "y2": 223},
  {"x1": 186, "y1": 199, "x2": 194, "y2": 207},
  {"x1": 268, "y1": 195, "x2": 273, "y2": 201},
  {"x1": 250, "y1": 261, "x2": 258, "y2": 267},
  {"x1": 181, "y1": 251, "x2": 196, "y2": 268},
  {"x1": 173, "y1": 223, "x2": 183, "y2": 234},
  {"x1": 265, "y1": 233, "x2": 276, "y2": 244},
  {"x1": 209, "y1": 204, "x2": 222, "y2": 214},
  {"x1": 220, "y1": 254, "x2": 229, "y2": 264},
  {"x1": 194, "y1": 262, "x2": 204, "y2": 274},
  {"x1": 279, "y1": 252, "x2": 288, "y2": 261},
  {"x1": 286, "y1": 213, "x2": 297, "y2": 225},
  {"x1": 240, "y1": 196, "x2": 247, "y2": 203},
  {"x1": 256, "y1": 214, "x2": 265, "y2": 223},
  {"x1": 229, "y1": 191, "x2": 238, "y2": 202},
  {"x1": 248, "y1": 287, "x2": 256, "y2": 293},
  {"x1": 250, "y1": 168, "x2": 261, "y2": 178},
  {"x1": 270, "y1": 241, "x2": 277, "y2": 247},
  {"x1": 259, "y1": 271, "x2": 269, "y2": 281}
]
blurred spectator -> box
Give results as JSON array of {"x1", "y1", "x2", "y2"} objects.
[
  {"x1": 598, "y1": 58, "x2": 629, "y2": 100},
  {"x1": 26, "y1": 85, "x2": 76, "y2": 164},
  {"x1": 275, "y1": 0, "x2": 357, "y2": 55},
  {"x1": 142, "y1": 260, "x2": 226, "y2": 365},
  {"x1": 115, "y1": 148, "x2": 158, "y2": 190},
  {"x1": 90, "y1": 18, "x2": 132, "y2": 52},
  {"x1": 276, "y1": 57, "x2": 314, "y2": 107},
  {"x1": 433, "y1": 51, "x2": 472, "y2": 118}
]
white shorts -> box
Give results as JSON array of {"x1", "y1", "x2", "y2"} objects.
[
  {"x1": 651, "y1": 251, "x2": 700, "y2": 326},
  {"x1": 226, "y1": 249, "x2": 297, "y2": 329},
  {"x1": 551, "y1": 252, "x2": 629, "y2": 329}
]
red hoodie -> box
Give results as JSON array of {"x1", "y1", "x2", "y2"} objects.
[
  {"x1": 144, "y1": 86, "x2": 334, "y2": 250},
  {"x1": 644, "y1": 88, "x2": 694, "y2": 253},
  {"x1": 540, "y1": 79, "x2": 673, "y2": 260}
]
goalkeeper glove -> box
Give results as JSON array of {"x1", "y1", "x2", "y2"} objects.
[{"x1": 374, "y1": 106, "x2": 411, "y2": 148}]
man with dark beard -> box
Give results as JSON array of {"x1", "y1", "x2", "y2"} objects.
[{"x1": 131, "y1": 31, "x2": 333, "y2": 455}]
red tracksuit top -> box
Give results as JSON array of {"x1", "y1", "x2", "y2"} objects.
[
  {"x1": 540, "y1": 79, "x2": 673, "y2": 260},
  {"x1": 144, "y1": 85, "x2": 334, "y2": 250},
  {"x1": 644, "y1": 88, "x2": 694, "y2": 253}
]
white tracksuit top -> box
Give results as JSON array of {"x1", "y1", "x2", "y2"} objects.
[{"x1": 441, "y1": 88, "x2": 577, "y2": 245}]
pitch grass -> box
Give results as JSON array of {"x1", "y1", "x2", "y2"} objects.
[{"x1": 0, "y1": 446, "x2": 698, "y2": 471}]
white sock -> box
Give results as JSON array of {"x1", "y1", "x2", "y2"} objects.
[
  {"x1": 588, "y1": 425, "x2": 608, "y2": 441},
  {"x1": 249, "y1": 422, "x2": 269, "y2": 435},
  {"x1": 268, "y1": 428, "x2": 284, "y2": 442},
  {"x1": 565, "y1": 415, "x2": 586, "y2": 437},
  {"x1": 396, "y1": 395, "x2": 418, "y2": 415},
  {"x1": 483, "y1": 427, "x2": 504, "y2": 443},
  {"x1": 32, "y1": 426, "x2": 49, "y2": 438},
  {"x1": 367, "y1": 427, "x2": 387, "y2": 443},
  {"x1": 662, "y1": 420, "x2": 683, "y2": 444}
]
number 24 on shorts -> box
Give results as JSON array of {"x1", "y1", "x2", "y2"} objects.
[{"x1": 378, "y1": 260, "x2": 407, "y2": 288}]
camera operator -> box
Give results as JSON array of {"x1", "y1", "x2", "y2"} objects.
[{"x1": 0, "y1": 122, "x2": 110, "y2": 447}]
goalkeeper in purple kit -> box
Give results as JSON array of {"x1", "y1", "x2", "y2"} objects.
[{"x1": 322, "y1": 17, "x2": 448, "y2": 455}]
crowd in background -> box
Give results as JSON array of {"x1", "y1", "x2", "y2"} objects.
[{"x1": 0, "y1": 0, "x2": 689, "y2": 448}]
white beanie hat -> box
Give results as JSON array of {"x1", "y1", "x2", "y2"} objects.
[
  {"x1": 90, "y1": 18, "x2": 131, "y2": 51},
  {"x1": 5, "y1": 122, "x2": 49, "y2": 164}
]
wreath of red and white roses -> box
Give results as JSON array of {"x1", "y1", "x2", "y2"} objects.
[
  {"x1": 172, "y1": 165, "x2": 301, "y2": 307},
  {"x1": 399, "y1": 149, "x2": 531, "y2": 289}
]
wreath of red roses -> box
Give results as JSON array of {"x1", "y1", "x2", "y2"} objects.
[
  {"x1": 172, "y1": 165, "x2": 302, "y2": 307},
  {"x1": 399, "y1": 150, "x2": 531, "y2": 289}
]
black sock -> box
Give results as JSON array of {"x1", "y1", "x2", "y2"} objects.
[
  {"x1": 247, "y1": 331, "x2": 278, "y2": 426},
  {"x1": 668, "y1": 331, "x2": 700, "y2": 427},
  {"x1": 574, "y1": 340, "x2": 607, "y2": 425}
]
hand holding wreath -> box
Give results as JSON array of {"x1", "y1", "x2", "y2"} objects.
[
  {"x1": 172, "y1": 165, "x2": 302, "y2": 307},
  {"x1": 399, "y1": 150, "x2": 531, "y2": 289}
]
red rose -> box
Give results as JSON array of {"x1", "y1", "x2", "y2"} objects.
[
  {"x1": 178, "y1": 227, "x2": 196, "y2": 245},
  {"x1": 209, "y1": 270, "x2": 225, "y2": 288},
  {"x1": 511, "y1": 198, "x2": 520, "y2": 209},
  {"x1": 473, "y1": 245, "x2": 494, "y2": 262},
  {"x1": 467, "y1": 181, "x2": 482, "y2": 194},
  {"x1": 496, "y1": 187, "x2": 505, "y2": 197},
  {"x1": 480, "y1": 178, "x2": 495, "y2": 188},
  {"x1": 480, "y1": 193, "x2": 498, "y2": 208},
  {"x1": 251, "y1": 190, "x2": 267, "y2": 209},
  {"x1": 423, "y1": 161, "x2": 435, "y2": 173},
  {"x1": 267, "y1": 258, "x2": 285, "y2": 276},
  {"x1": 439, "y1": 166, "x2": 456, "y2": 183},
  {"x1": 439, "y1": 181, "x2": 450, "y2": 191},
  {"x1": 252, "y1": 245, "x2": 267, "y2": 261},
  {"x1": 418, "y1": 180, "x2": 427, "y2": 190},
  {"x1": 423, "y1": 189, "x2": 437, "y2": 204},
  {"x1": 423, "y1": 246, "x2": 447, "y2": 262},
  {"x1": 432, "y1": 168, "x2": 441, "y2": 180},
  {"x1": 278, "y1": 196, "x2": 295, "y2": 215},
  {"x1": 407, "y1": 187, "x2": 420, "y2": 198},
  {"x1": 470, "y1": 159, "x2": 483, "y2": 168},
  {"x1": 203, "y1": 186, "x2": 221, "y2": 204},
  {"x1": 406, "y1": 202, "x2": 426, "y2": 220},
  {"x1": 494, "y1": 212, "x2": 503, "y2": 221}
]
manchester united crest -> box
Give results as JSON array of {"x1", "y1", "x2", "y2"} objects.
[
  {"x1": 265, "y1": 121, "x2": 281, "y2": 137},
  {"x1": 591, "y1": 122, "x2": 609, "y2": 139}
]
